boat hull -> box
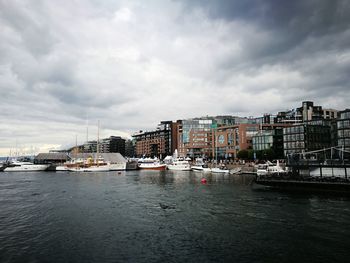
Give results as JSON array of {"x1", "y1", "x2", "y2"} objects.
[
  {"x1": 138, "y1": 164, "x2": 167, "y2": 170},
  {"x1": 56, "y1": 166, "x2": 69, "y2": 171},
  {"x1": 68, "y1": 166, "x2": 110, "y2": 172},
  {"x1": 211, "y1": 168, "x2": 229, "y2": 174},
  {"x1": 167, "y1": 165, "x2": 191, "y2": 171},
  {"x1": 4, "y1": 165, "x2": 48, "y2": 172},
  {"x1": 191, "y1": 166, "x2": 203, "y2": 171}
]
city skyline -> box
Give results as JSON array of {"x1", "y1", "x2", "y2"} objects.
[{"x1": 1, "y1": 0, "x2": 349, "y2": 155}]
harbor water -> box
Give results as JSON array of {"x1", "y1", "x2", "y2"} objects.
[{"x1": 1, "y1": 171, "x2": 350, "y2": 262}]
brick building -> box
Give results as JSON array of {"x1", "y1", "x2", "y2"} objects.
[{"x1": 133, "y1": 121, "x2": 180, "y2": 158}]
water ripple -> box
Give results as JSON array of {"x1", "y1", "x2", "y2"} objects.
[{"x1": 1, "y1": 171, "x2": 350, "y2": 262}]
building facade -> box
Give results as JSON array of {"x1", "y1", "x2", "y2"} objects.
[
  {"x1": 252, "y1": 128, "x2": 284, "y2": 159},
  {"x1": 283, "y1": 121, "x2": 331, "y2": 157},
  {"x1": 82, "y1": 136, "x2": 126, "y2": 155},
  {"x1": 133, "y1": 121, "x2": 179, "y2": 158},
  {"x1": 337, "y1": 109, "x2": 350, "y2": 153},
  {"x1": 179, "y1": 118, "x2": 215, "y2": 158},
  {"x1": 275, "y1": 101, "x2": 329, "y2": 124},
  {"x1": 323, "y1": 108, "x2": 339, "y2": 120},
  {"x1": 176, "y1": 115, "x2": 274, "y2": 159},
  {"x1": 215, "y1": 124, "x2": 290, "y2": 159}
]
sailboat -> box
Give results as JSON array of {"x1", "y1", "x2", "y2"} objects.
[{"x1": 68, "y1": 121, "x2": 110, "y2": 172}]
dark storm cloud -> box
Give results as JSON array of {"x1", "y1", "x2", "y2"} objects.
[
  {"x1": 180, "y1": 0, "x2": 350, "y2": 63},
  {"x1": 179, "y1": 0, "x2": 350, "y2": 108},
  {"x1": 181, "y1": 0, "x2": 350, "y2": 34}
]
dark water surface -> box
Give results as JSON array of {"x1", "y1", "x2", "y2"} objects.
[{"x1": 1, "y1": 171, "x2": 350, "y2": 263}]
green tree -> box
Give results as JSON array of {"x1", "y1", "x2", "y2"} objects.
[
  {"x1": 261, "y1": 148, "x2": 276, "y2": 160},
  {"x1": 247, "y1": 149, "x2": 255, "y2": 160},
  {"x1": 237, "y1": 149, "x2": 248, "y2": 159}
]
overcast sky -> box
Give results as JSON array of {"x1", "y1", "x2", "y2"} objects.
[{"x1": 0, "y1": 0, "x2": 349, "y2": 155}]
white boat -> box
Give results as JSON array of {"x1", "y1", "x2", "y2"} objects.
[
  {"x1": 68, "y1": 165, "x2": 110, "y2": 172},
  {"x1": 167, "y1": 159, "x2": 191, "y2": 171},
  {"x1": 267, "y1": 160, "x2": 287, "y2": 175},
  {"x1": 138, "y1": 158, "x2": 167, "y2": 170},
  {"x1": 191, "y1": 158, "x2": 206, "y2": 172},
  {"x1": 211, "y1": 167, "x2": 230, "y2": 174},
  {"x1": 229, "y1": 167, "x2": 242, "y2": 175},
  {"x1": 166, "y1": 149, "x2": 191, "y2": 171},
  {"x1": 256, "y1": 161, "x2": 286, "y2": 176},
  {"x1": 4, "y1": 161, "x2": 48, "y2": 172},
  {"x1": 67, "y1": 156, "x2": 111, "y2": 172},
  {"x1": 191, "y1": 166, "x2": 204, "y2": 172},
  {"x1": 256, "y1": 163, "x2": 268, "y2": 176},
  {"x1": 55, "y1": 158, "x2": 85, "y2": 172},
  {"x1": 56, "y1": 165, "x2": 69, "y2": 171}
]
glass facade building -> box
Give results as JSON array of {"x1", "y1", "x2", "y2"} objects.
[
  {"x1": 337, "y1": 109, "x2": 350, "y2": 152},
  {"x1": 252, "y1": 128, "x2": 284, "y2": 158},
  {"x1": 283, "y1": 122, "x2": 331, "y2": 157},
  {"x1": 181, "y1": 118, "x2": 214, "y2": 158},
  {"x1": 253, "y1": 131, "x2": 274, "y2": 151}
]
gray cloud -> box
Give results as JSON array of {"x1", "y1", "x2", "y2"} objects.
[{"x1": 0, "y1": 0, "x2": 349, "y2": 155}]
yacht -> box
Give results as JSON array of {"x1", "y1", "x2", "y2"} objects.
[
  {"x1": 56, "y1": 158, "x2": 85, "y2": 171},
  {"x1": 191, "y1": 158, "x2": 206, "y2": 172},
  {"x1": 165, "y1": 150, "x2": 191, "y2": 171},
  {"x1": 67, "y1": 156, "x2": 110, "y2": 172},
  {"x1": 138, "y1": 158, "x2": 167, "y2": 170},
  {"x1": 256, "y1": 161, "x2": 286, "y2": 177},
  {"x1": 68, "y1": 165, "x2": 110, "y2": 172},
  {"x1": 167, "y1": 158, "x2": 192, "y2": 171},
  {"x1": 4, "y1": 161, "x2": 48, "y2": 172}
]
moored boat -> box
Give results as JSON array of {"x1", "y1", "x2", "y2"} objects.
[
  {"x1": 191, "y1": 158, "x2": 206, "y2": 172},
  {"x1": 4, "y1": 161, "x2": 48, "y2": 172},
  {"x1": 165, "y1": 149, "x2": 191, "y2": 171},
  {"x1": 167, "y1": 158, "x2": 191, "y2": 171},
  {"x1": 211, "y1": 167, "x2": 230, "y2": 174},
  {"x1": 138, "y1": 158, "x2": 166, "y2": 170},
  {"x1": 255, "y1": 161, "x2": 286, "y2": 176},
  {"x1": 68, "y1": 165, "x2": 110, "y2": 172},
  {"x1": 229, "y1": 167, "x2": 242, "y2": 175}
]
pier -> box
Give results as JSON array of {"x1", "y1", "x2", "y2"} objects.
[{"x1": 254, "y1": 147, "x2": 350, "y2": 193}]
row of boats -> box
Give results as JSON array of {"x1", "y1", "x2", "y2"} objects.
[
  {"x1": 0, "y1": 155, "x2": 286, "y2": 175},
  {"x1": 0, "y1": 156, "x2": 127, "y2": 172},
  {"x1": 138, "y1": 157, "x2": 242, "y2": 174},
  {"x1": 0, "y1": 156, "x2": 240, "y2": 174}
]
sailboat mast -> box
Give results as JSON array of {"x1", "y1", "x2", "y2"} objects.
[{"x1": 215, "y1": 128, "x2": 217, "y2": 164}]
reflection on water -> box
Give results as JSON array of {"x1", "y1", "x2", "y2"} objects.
[{"x1": 0, "y1": 171, "x2": 350, "y2": 262}]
